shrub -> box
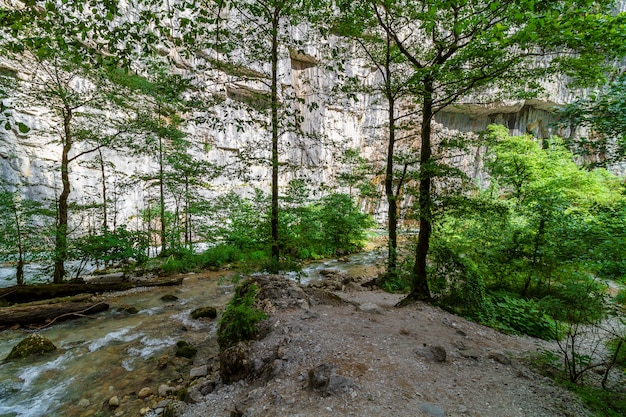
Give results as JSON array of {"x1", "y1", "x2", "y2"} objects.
[
  {"x1": 493, "y1": 294, "x2": 557, "y2": 340},
  {"x1": 217, "y1": 280, "x2": 267, "y2": 350}
]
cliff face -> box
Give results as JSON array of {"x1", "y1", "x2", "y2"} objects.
[{"x1": 0, "y1": 3, "x2": 622, "y2": 224}]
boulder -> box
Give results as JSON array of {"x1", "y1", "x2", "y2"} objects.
[
  {"x1": 190, "y1": 364, "x2": 208, "y2": 379},
  {"x1": 190, "y1": 306, "x2": 217, "y2": 320},
  {"x1": 175, "y1": 341, "x2": 197, "y2": 359},
  {"x1": 308, "y1": 363, "x2": 355, "y2": 396},
  {"x1": 161, "y1": 294, "x2": 179, "y2": 302},
  {"x1": 5, "y1": 334, "x2": 57, "y2": 361},
  {"x1": 219, "y1": 342, "x2": 252, "y2": 384}
]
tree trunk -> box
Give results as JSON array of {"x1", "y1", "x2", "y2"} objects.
[
  {"x1": 98, "y1": 148, "x2": 108, "y2": 232},
  {"x1": 12, "y1": 202, "x2": 25, "y2": 285},
  {"x1": 53, "y1": 108, "x2": 72, "y2": 284},
  {"x1": 385, "y1": 94, "x2": 398, "y2": 278},
  {"x1": 270, "y1": 10, "x2": 280, "y2": 269},
  {"x1": 158, "y1": 106, "x2": 167, "y2": 257},
  {"x1": 0, "y1": 302, "x2": 109, "y2": 327},
  {"x1": 410, "y1": 79, "x2": 434, "y2": 300}
]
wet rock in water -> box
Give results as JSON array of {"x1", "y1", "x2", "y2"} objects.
[
  {"x1": 219, "y1": 342, "x2": 252, "y2": 384},
  {"x1": 138, "y1": 387, "x2": 153, "y2": 399},
  {"x1": 175, "y1": 341, "x2": 197, "y2": 359},
  {"x1": 108, "y1": 395, "x2": 120, "y2": 408},
  {"x1": 190, "y1": 306, "x2": 217, "y2": 320},
  {"x1": 118, "y1": 304, "x2": 139, "y2": 314},
  {"x1": 161, "y1": 294, "x2": 179, "y2": 302},
  {"x1": 415, "y1": 345, "x2": 447, "y2": 363},
  {"x1": 157, "y1": 354, "x2": 169, "y2": 369},
  {"x1": 419, "y1": 403, "x2": 447, "y2": 417},
  {"x1": 77, "y1": 398, "x2": 90, "y2": 408},
  {"x1": 5, "y1": 334, "x2": 57, "y2": 361}
]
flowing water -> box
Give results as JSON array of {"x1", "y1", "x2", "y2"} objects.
[
  {"x1": 0, "y1": 272, "x2": 236, "y2": 417},
  {"x1": 0, "y1": 250, "x2": 385, "y2": 417}
]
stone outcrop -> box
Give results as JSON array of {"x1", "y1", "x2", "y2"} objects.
[
  {"x1": 3, "y1": 1, "x2": 622, "y2": 227},
  {"x1": 5, "y1": 333, "x2": 57, "y2": 361}
]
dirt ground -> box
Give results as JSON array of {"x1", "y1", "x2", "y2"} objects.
[{"x1": 178, "y1": 274, "x2": 594, "y2": 417}]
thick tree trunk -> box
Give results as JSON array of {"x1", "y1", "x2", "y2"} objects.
[
  {"x1": 270, "y1": 11, "x2": 280, "y2": 269},
  {"x1": 0, "y1": 302, "x2": 109, "y2": 327},
  {"x1": 0, "y1": 276, "x2": 184, "y2": 304},
  {"x1": 410, "y1": 80, "x2": 434, "y2": 300}
]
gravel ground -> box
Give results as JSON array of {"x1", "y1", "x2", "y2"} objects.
[{"x1": 179, "y1": 275, "x2": 593, "y2": 417}]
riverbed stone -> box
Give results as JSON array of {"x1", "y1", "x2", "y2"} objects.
[
  {"x1": 138, "y1": 387, "x2": 153, "y2": 399},
  {"x1": 161, "y1": 294, "x2": 179, "y2": 302},
  {"x1": 190, "y1": 364, "x2": 208, "y2": 379},
  {"x1": 158, "y1": 383, "x2": 175, "y2": 397},
  {"x1": 77, "y1": 398, "x2": 90, "y2": 408},
  {"x1": 190, "y1": 306, "x2": 217, "y2": 320},
  {"x1": 157, "y1": 354, "x2": 169, "y2": 369},
  {"x1": 108, "y1": 395, "x2": 120, "y2": 408},
  {"x1": 5, "y1": 334, "x2": 57, "y2": 361}
]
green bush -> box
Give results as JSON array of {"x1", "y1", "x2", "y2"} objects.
[
  {"x1": 200, "y1": 244, "x2": 241, "y2": 268},
  {"x1": 493, "y1": 294, "x2": 556, "y2": 340},
  {"x1": 217, "y1": 280, "x2": 267, "y2": 350}
]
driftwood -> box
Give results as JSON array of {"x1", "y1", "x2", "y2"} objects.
[
  {"x1": 0, "y1": 276, "x2": 184, "y2": 304},
  {"x1": 0, "y1": 302, "x2": 109, "y2": 328}
]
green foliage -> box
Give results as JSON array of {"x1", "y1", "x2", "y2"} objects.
[
  {"x1": 74, "y1": 226, "x2": 149, "y2": 267},
  {"x1": 606, "y1": 338, "x2": 626, "y2": 369},
  {"x1": 492, "y1": 293, "x2": 557, "y2": 340},
  {"x1": 217, "y1": 280, "x2": 267, "y2": 350},
  {"x1": 199, "y1": 188, "x2": 373, "y2": 267},
  {"x1": 559, "y1": 73, "x2": 626, "y2": 166}
]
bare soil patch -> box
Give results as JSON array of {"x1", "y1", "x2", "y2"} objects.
[{"x1": 181, "y1": 275, "x2": 592, "y2": 417}]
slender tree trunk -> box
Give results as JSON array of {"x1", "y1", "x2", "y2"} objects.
[
  {"x1": 54, "y1": 108, "x2": 72, "y2": 284},
  {"x1": 98, "y1": 148, "x2": 108, "y2": 232},
  {"x1": 410, "y1": 79, "x2": 434, "y2": 300},
  {"x1": 158, "y1": 106, "x2": 167, "y2": 257},
  {"x1": 12, "y1": 203, "x2": 24, "y2": 285},
  {"x1": 385, "y1": 93, "x2": 398, "y2": 278},
  {"x1": 270, "y1": 10, "x2": 280, "y2": 269}
]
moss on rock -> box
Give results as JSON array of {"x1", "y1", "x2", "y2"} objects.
[
  {"x1": 5, "y1": 334, "x2": 57, "y2": 361},
  {"x1": 190, "y1": 306, "x2": 217, "y2": 320}
]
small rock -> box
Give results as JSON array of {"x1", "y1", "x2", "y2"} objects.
[
  {"x1": 184, "y1": 386, "x2": 204, "y2": 404},
  {"x1": 161, "y1": 294, "x2": 179, "y2": 302},
  {"x1": 190, "y1": 365, "x2": 208, "y2": 379},
  {"x1": 108, "y1": 395, "x2": 120, "y2": 408},
  {"x1": 200, "y1": 380, "x2": 216, "y2": 395},
  {"x1": 190, "y1": 306, "x2": 217, "y2": 320},
  {"x1": 118, "y1": 304, "x2": 139, "y2": 314},
  {"x1": 77, "y1": 398, "x2": 90, "y2": 408},
  {"x1": 138, "y1": 387, "x2": 153, "y2": 399},
  {"x1": 416, "y1": 345, "x2": 447, "y2": 363},
  {"x1": 359, "y1": 302, "x2": 384, "y2": 314},
  {"x1": 157, "y1": 354, "x2": 169, "y2": 369},
  {"x1": 158, "y1": 384, "x2": 175, "y2": 397},
  {"x1": 459, "y1": 349, "x2": 480, "y2": 360},
  {"x1": 175, "y1": 341, "x2": 197, "y2": 359},
  {"x1": 139, "y1": 407, "x2": 150, "y2": 416},
  {"x1": 488, "y1": 351, "x2": 511, "y2": 365},
  {"x1": 419, "y1": 403, "x2": 447, "y2": 417}
]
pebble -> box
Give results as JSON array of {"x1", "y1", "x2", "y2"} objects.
[
  {"x1": 109, "y1": 396, "x2": 120, "y2": 408},
  {"x1": 419, "y1": 403, "x2": 447, "y2": 417},
  {"x1": 138, "y1": 387, "x2": 153, "y2": 399},
  {"x1": 77, "y1": 398, "x2": 90, "y2": 408}
]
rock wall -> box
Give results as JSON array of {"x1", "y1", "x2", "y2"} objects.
[{"x1": 0, "y1": 3, "x2": 624, "y2": 227}]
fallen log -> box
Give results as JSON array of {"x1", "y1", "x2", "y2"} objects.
[
  {"x1": 0, "y1": 302, "x2": 109, "y2": 328},
  {"x1": 0, "y1": 276, "x2": 184, "y2": 304}
]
